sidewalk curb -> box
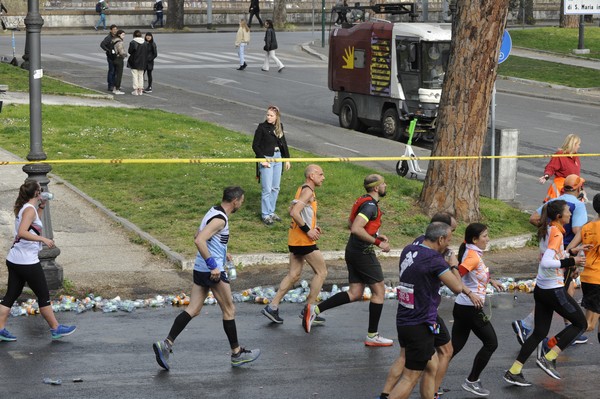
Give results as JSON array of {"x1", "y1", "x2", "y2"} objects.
[{"x1": 184, "y1": 233, "x2": 534, "y2": 270}]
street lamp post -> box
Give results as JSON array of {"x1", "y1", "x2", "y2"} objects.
[{"x1": 22, "y1": 0, "x2": 63, "y2": 290}]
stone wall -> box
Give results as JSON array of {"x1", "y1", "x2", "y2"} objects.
[{"x1": 2, "y1": 1, "x2": 580, "y2": 28}]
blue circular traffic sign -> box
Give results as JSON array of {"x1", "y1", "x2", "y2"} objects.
[{"x1": 498, "y1": 30, "x2": 512, "y2": 64}]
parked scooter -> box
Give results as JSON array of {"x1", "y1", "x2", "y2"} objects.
[{"x1": 395, "y1": 118, "x2": 426, "y2": 181}]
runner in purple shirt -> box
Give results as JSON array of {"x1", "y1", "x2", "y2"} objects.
[{"x1": 385, "y1": 222, "x2": 463, "y2": 399}]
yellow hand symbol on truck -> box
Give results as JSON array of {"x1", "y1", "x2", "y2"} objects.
[{"x1": 342, "y1": 46, "x2": 355, "y2": 69}]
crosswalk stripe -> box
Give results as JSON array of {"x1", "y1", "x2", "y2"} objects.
[{"x1": 46, "y1": 51, "x2": 321, "y2": 67}]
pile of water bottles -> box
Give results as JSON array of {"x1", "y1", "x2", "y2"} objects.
[
  {"x1": 8, "y1": 280, "x2": 401, "y2": 317},
  {"x1": 10, "y1": 276, "x2": 571, "y2": 317}
]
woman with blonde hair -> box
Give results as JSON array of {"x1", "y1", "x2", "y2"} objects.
[
  {"x1": 235, "y1": 19, "x2": 250, "y2": 70},
  {"x1": 252, "y1": 105, "x2": 291, "y2": 225},
  {"x1": 540, "y1": 134, "x2": 582, "y2": 203}
]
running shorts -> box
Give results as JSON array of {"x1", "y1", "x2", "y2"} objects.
[
  {"x1": 581, "y1": 282, "x2": 600, "y2": 314},
  {"x1": 345, "y1": 248, "x2": 384, "y2": 285},
  {"x1": 289, "y1": 245, "x2": 319, "y2": 256},
  {"x1": 193, "y1": 270, "x2": 230, "y2": 287},
  {"x1": 396, "y1": 324, "x2": 435, "y2": 371},
  {"x1": 435, "y1": 315, "x2": 451, "y2": 347}
]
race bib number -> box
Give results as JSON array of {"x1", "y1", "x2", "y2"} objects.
[{"x1": 397, "y1": 284, "x2": 415, "y2": 309}]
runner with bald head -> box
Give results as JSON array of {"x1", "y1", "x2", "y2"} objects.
[
  {"x1": 261, "y1": 165, "x2": 328, "y2": 326},
  {"x1": 302, "y1": 174, "x2": 394, "y2": 346}
]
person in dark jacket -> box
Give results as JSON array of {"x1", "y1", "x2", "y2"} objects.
[
  {"x1": 262, "y1": 20, "x2": 284, "y2": 73},
  {"x1": 112, "y1": 29, "x2": 127, "y2": 95},
  {"x1": 252, "y1": 105, "x2": 291, "y2": 225},
  {"x1": 151, "y1": 0, "x2": 164, "y2": 29},
  {"x1": 144, "y1": 32, "x2": 157, "y2": 93},
  {"x1": 248, "y1": 0, "x2": 263, "y2": 28},
  {"x1": 100, "y1": 24, "x2": 118, "y2": 91},
  {"x1": 127, "y1": 30, "x2": 148, "y2": 96}
]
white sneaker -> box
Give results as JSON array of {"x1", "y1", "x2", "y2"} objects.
[
  {"x1": 131, "y1": 90, "x2": 138, "y2": 96},
  {"x1": 364, "y1": 333, "x2": 393, "y2": 347},
  {"x1": 113, "y1": 90, "x2": 125, "y2": 95}
]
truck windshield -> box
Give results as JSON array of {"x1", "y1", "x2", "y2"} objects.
[{"x1": 421, "y1": 42, "x2": 451, "y2": 89}]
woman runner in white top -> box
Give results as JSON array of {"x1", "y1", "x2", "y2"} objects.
[{"x1": 0, "y1": 180, "x2": 76, "y2": 342}]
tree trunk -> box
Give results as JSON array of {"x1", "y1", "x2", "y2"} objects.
[
  {"x1": 418, "y1": 0, "x2": 510, "y2": 222},
  {"x1": 166, "y1": 0, "x2": 185, "y2": 30},
  {"x1": 273, "y1": 0, "x2": 287, "y2": 29},
  {"x1": 560, "y1": 1, "x2": 579, "y2": 28}
]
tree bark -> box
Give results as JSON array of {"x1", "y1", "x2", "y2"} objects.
[
  {"x1": 273, "y1": 0, "x2": 287, "y2": 29},
  {"x1": 418, "y1": 0, "x2": 510, "y2": 222},
  {"x1": 559, "y1": 1, "x2": 579, "y2": 28},
  {"x1": 166, "y1": 0, "x2": 185, "y2": 30}
]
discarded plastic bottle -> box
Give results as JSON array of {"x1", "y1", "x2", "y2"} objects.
[
  {"x1": 226, "y1": 260, "x2": 237, "y2": 281},
  {"x1": 10, "y1": 305, "x2": 22, "y2": 317},
  {"x1": 40, "y1": 192, "x2": 54, "y2": 201}
]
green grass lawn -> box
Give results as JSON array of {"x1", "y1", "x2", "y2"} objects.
[
  {"x1": 498, "y1": 26, "x2": 600, "y2": 87},
  {"x1": 498, "y1": 55, "x2": 600, "y2": 88},
  {"x1": 0, "y1": 63, "x2": 98, "y2": 95},
  {"x1": 509, "y1": 26, "x2": 600, "y2": 59},
  {"x1": 0, "y1": 103, "x2": 534, "y2": 257}
]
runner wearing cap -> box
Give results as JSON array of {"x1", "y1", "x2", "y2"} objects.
[{"x1": 512, "y1": 174, "x2": 589, "y2": 347}]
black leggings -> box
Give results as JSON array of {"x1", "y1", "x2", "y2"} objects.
[
  {"x1": 1, "y1": 260, "x2": 51, "y2": 308},
  {"x1": 517, "y1": 285, "x2": 587, "y2": 364},
  {"x1": 451, "y1": 303, "x2": 498, "y2": 382},
  {"x1": 145, "y1": 69, "x2": 153, "y2": 88}
]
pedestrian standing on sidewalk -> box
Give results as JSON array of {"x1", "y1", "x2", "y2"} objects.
[
  {"x1": 451, "y1": 223, "x2": 504, "y2": 397},
  {"x1": 111, "y1": 29, "x2": 127, "y2": 95},
  {"x1": 248, "y1": 0, "x2": 263, "y2": 28},
  {"x1": 252, "y1": 105, "x2": 291, "y2": 225},
  {"x1": 94, "y1": 0, "x2": 108, "y2": 31},
  {"x1": 143, "y1": 32, "x2": 157, "y2": 93},
  {"x1": 504, "y1": 200, "x2": 587, "y2": 387},
  {"x1": 0, "y1": 180, "x2": 77, "y2": 342},
  {"x1": 100, "y1": 24, "x2": 118, "y2": 92},
  {"x1": 262, "y1": 20, "x2": 284, "y2": 73},
  {"x1": 235, "y1": 19, "x2": 250, "y2": 70},
  {"x1": 127, "y1": 30, "x2": 148, "y2": 96},
  {"x1": 152, "y1": 187, "x2": 260, "y2": 370},
  {"x1": 303, "y1": 174, "x2": 394, "y2": 346},
  {"x1": 539, "y1": 134, "x2": 582, "y2": 203},
  {"x1": 150, "y1": 0, "x2": 164, "y2": 29},
  {"x1": 261, "y1": 165, "x2": 327, "y2": 326}
]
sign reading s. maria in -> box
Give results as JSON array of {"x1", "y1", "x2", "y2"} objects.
[{"x1": 565, "y1": 0, "x2": 600, "y2": 14}]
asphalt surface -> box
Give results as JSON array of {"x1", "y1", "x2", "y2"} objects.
[
  {"x1": 2, "y1": 292, "x2": 600, "y2": 398},
  {"x1": 2, "y1": 30, "x2": 600, "y2": 399}
]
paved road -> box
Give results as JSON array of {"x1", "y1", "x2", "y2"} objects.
[{"x1": 2, "y1": 293, "x2": 599, "y2": 398}]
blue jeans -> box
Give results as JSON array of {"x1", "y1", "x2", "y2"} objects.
[
  {"x1": 95, "y1": 13, "x2": 106, "y2": 29},
  {"x1": 259, "y1": 152, "x2": 282, "y2": 219},
  {"x1": 152, "y1": 11, "x2": 164, "y2": 27},
  {"x1": 238, "y1": 43, "x2": 247, "y2": 65}
]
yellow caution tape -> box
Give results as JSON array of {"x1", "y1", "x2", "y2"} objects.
[{"x1": 0, "y1": 152, "x2": 597, "y2": 166}]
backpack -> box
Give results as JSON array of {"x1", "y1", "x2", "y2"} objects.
[
  {"x1": 96, "y1": 2, "x2": 102, "y2": 13},
  {"x1": 106, "y1": 40, "x2": 117, "y2": 60}
]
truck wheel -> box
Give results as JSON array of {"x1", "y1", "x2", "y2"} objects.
[
  {"x1": 396, "y1": 160, "x2": 409, "y2": 177},
  {"x1": 381, "y1": 108, "x2": 401, "y2": 141},
  {"x1": 339, "y1": 99, "x2": 366, "y2": 131}
]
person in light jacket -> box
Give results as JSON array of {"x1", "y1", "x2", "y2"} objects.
[
  {"x1": 111, "y1": 30, "x2": 128, "y2": 95},
  {"x1": 235, "y1": 19, "x2": 250, "y2": 70}
]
